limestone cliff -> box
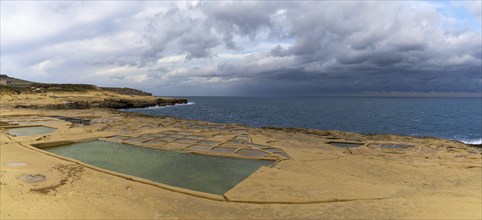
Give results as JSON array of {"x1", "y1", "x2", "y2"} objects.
[{"x1": 0, "y1": 75, "x2": 187, "y2": 109}]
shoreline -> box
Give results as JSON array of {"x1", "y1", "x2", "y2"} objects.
[
  {"x1": 124, "y1": 96, "x2": 482, "y2": 148},
  {"x1": 1, "y1": 94, "x2": 481, "y2": 219},
  {"x1": 121, "y1": 104, "x2": 482, "y2": 148},
  {"x1": 123, "y1": 104, "x2": 482, "y2": 149}
]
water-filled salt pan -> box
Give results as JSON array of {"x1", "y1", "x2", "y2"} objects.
[{"x1": 41, "y1": 140, "x2": 273, "y2": 194}]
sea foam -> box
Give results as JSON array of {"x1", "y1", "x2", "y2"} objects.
[
  {"x1": 458, "y1": 138, "x2": 482, "y2": 145},
  {"x1": 134, "y1": 102, "x2": 195, "y2": 110}
]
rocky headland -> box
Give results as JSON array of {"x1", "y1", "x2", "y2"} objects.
[{"x1": 0, "y1": 74, "x2": 187, "y2": 109}]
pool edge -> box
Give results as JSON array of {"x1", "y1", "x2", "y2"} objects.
[{"x1": 19, "y1": 141, "x2": 227, "y2": 202}]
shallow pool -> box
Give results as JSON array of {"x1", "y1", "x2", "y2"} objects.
[
  {"x1": 42, "y1": 140, "x2": 273, "y2": 195},
  {"x1": 328, "y1": 142, "x2": 364, "y2": 148},
  {"x1": 380, "y1": 143, "x2": 411, "y2": 149},
  {"x1": 7, "y1": 126, "x2": 56, "y2": 136}
]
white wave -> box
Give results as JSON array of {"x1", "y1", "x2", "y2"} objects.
[
  {"x1": 410, "y1": 133, "x2": 482, "y2": 145},
  {"x1": 141, "y1": 102, "x2": 195, "y2": 110},
  {"x1": 169, "y1": 101, "x2": 195, "y2": 106},
  {"x1": 142, "y1": 105, "x2": 164, "y2": 110},
  {"x1": 458, "y1": 138, "x2": 482, "y2": 145}
]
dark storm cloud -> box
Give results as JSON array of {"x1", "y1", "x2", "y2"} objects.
[
  {"x1": 2, "y1": 1, "x2": 480, "y2": 96},
  {"x1": 201, "y1": 2, "x2": 289, "y2": 48},
  {"x1": 172, "y1": 1, "x2": 481, "y2": 96}
]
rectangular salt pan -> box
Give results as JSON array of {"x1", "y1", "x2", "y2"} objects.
[
  {"x1": 42, "y1": 140, "x2": 272, "y2": 195},
  {"x1": 189, "y1": 145, "x2": 213, "y2": 152},
  {"x1": 198, "y1": 141, "x2": 220, "y2": 146},
  {"x1": 237, "y1": 149, "x2": 270, "y2": 157},
  {"x1": 328, "y1": 142, "x2": 363, "y2": 148},
  {"x1": 173, "y1": 139, "x2": 199, "y2": 144},
  {"x1": 6, "y1": 126, "x2": 56, "y2": 136},
  {"x1": 211, "y1": 147, "x2": 238, "y2": 154},
  {"x1": 186, "y1": 135, "x2": 206, "y2": 140},
  {"x1": 380, "y1": 143, "x2": 411, "y2": 149}
]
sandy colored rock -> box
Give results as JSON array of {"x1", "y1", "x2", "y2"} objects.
[{"x1": 0, "y1": 89, "x2": 186, "y2": 109}]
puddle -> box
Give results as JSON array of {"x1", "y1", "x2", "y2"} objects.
[
  {"x1": 40, "y1": 140, "x2": 273, "y2": 195},
  {"x1": 328, "y1": 142, "x2": 364, "y2": 148}
]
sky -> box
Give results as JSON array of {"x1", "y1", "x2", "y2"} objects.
[{"x1": 1, "y1": 1, "x2": 481, "y2": 97}]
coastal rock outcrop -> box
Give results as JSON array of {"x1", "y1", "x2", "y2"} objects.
[
  {"x1": 11, "y1": 97, "x2": 187, "y2": 109},
  {"x1": 0, "y1": 75, "x2": 187, "y2": 109}
]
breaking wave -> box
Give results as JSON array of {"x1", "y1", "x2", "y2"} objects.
[
  {"x1": 125, "y1": 102, "x2": 195, "y2": 110},
  {"x1": 457, "y1": 138, "x2": 482, "y2": 145}
]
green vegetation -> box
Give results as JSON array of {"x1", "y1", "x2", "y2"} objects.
[
  {"x1": 28, "y1": 83, "x2": 99, "y2": 92},
  {"x1": 0, "y1": 85, "x2": 22, "y2": 94},
  {"x1": 101, "y1": 87, "x2": 152, "y2": 96}
]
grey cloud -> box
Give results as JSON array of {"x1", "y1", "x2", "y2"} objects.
[
  {"x1": 109, "y1": 75, "x2": 125, "y2": 80},
  {"x1": 2, "y1": 1, "x2": 480, "y2": 96},
  {"x1": 202, "y1": 2, "x2": 275, "y2": 37},
  {"x1": 142, "y1": 2, "x2": 290, "y2": 60},
  {"x1": 117, "y1": 1, "x2": 482, "y2": 96},
  {"x1": 201, "y1": 1, "x2": 288, "y2": 48},
  {"x1": 178, "y1": 25, "x2": 220, "y2": 60},
  {"x1": 143, "y1": 6, "x2": 221, "y2": 62},
  {"x1": 270, "y1": 45, "x2": 290, "y2": 57}
]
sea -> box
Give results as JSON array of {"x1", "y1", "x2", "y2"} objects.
[{"x1": 124, "y1": 97, "x2": 482, "y2": 145}]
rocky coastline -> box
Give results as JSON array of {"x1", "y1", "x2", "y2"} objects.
[
  {"x1": 0, "y1": 75, "x2": 187, "y2": 109},
  {"x1": 10, "y1": 97, "x2": 188, "y2": 109}
]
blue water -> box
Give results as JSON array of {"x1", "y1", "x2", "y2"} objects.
[{"x1": 124, "y1": 97, "x2": 482, "y2": 144}]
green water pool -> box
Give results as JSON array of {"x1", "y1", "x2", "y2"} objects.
[
  {"x1": 7, "y1": 126, "x2": 56, "y2": 136},
  {"x1": 42, "y1": 140, "x2": 273, "y2": 195}
]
